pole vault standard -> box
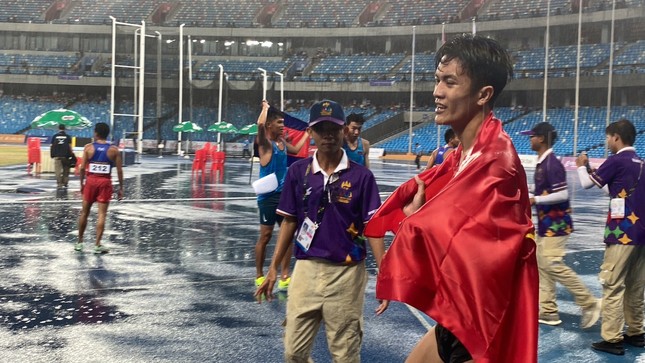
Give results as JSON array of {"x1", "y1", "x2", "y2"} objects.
[{"x1": 109, "y1": 16, "x2": 150, "y2": 160}]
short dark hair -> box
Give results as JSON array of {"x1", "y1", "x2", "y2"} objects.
[
  {"x1": 444, "y1": 128, "x2": 455, "y2": 144},
  {"x1": 346, "y1": 113, "x2": 365, "y2": 125},
  {"x1": 435, "y1": 34, "x2": 513, "y2": 107},
  {"x1": 606, "y1": 118, "x2": 636, "y2": 146},
  {"x1": 94, "y1": 122, "x2": 110, "y2": 139},
  {"x1": 58, "y1": 124, "x2": 65, "y2": 130},
  {"x1": 267, "y1": 107, "x2": 283, "y2": 124}
]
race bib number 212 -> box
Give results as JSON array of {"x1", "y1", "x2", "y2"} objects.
[{"x1": 89, "y1": 163, "x2": 110, "y2": 174}]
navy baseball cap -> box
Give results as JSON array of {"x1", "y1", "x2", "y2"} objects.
[
  {"x1": 520, "y1": 122, "x2": 557, "y2": 141},
  {"x1": 309, "y1": 100, "x2": 345, "y2": 127}
]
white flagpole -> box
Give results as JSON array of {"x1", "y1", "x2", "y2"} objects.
[
  {"x1": 605, "y1": 0, "x2": 616, "y2": 158},
  {"x1": 543, "y1": 0, "x2": 551, "y2": 123},
  {"x1": 408, "y1": 26, "x2": 416, "y2": 155},
  {"x1": 472, "y1": 17, "x2": 476, "y2": 35},
  {"x1": 573, "y1": 1, "x2": 582, "y2": 156},
  {"x1": 218, "y1": 64, "x2": 224, "y2": 151},
  {"x1": 178, "y1": 24, "x2": 185, "y2": 155}
]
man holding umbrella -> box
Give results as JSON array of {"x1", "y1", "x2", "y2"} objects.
[{"x1": 50, "y1": 124, "x2": 74, "y2": 189}]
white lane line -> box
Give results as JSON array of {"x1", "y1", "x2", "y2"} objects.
[{"x1": 405, "y1": 304, "x2": 434, "y2": 331}]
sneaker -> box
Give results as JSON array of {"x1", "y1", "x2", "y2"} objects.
[
  {"x1": 538, "y1": 314, "x2": 562, "y2": 326},
  {"x1": 624, "y1": 333, "x2": 645, "y2": 347},
  {"x1": 581, "y1": 299, "x2": 602, "y2": 329},
  {"x1": 93, "y1": 245, "x2": 109, "y2": 254},
  {"x1": 278, "y1": 277, "x2": 291, "y2": 292},
  {"x1": 255, "y1": 276, "x2": 266, "y2": 288},
  {"x1": 74, "y1": 243, "x2": 83, "y2": 251},
  {"x1": 591, "y1": 340, "x2": 624, "y2": 355}
]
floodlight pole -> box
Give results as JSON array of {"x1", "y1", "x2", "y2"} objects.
[
  {"x1": 258, "y1": 68, "x2": 267, "y2": 101},
  {"x1": 275, "y1": 71, "x2": 284, "y2": 111}
]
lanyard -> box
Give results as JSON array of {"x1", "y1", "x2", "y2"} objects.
[
  {"x1": 624, "y1": 159, "x2": 643, "y2": 197},
  {"x1": 301, "y1": 163, "x2": 335, "y2": 225}
]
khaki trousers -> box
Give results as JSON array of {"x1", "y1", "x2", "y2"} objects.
[
  {"x1": 536, "y1": 235, "x2": 596, "y2": 315},
  {"x1": 284, "y1": 259, "x2": 367, "y2": 363},
  {"x1": 53, "y1": 157, "x2": 70, "y2": 187},
  {"x1": 599, "y1": 244, "x2": 645, "y2": 342}
]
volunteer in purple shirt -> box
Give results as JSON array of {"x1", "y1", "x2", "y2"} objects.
[
  {"x1": 255, "y1": 99, "x2": 388, "y2": 362},
  {"x1": 523, "y1": 122, "x2": 600, "y2": 328},
  {"x1": 576, "y1": 118, "x2": 645, "y2": 356}
]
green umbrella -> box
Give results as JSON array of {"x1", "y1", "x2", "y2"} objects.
[
  {"x1": 238, "y1": 124, "x2": 258, "y2": 135},
  {"x1": 173, "y1": 121, "x2": 202, "y2": 157},
  {"x1": 30, "y1": 109, "x2": 92, "y2": 130},
  {"x1": 173, "y1": 121, "x2": 203, "y2": 133},
  {"x1": 207, "y1": 121, "x2": 238, "y2": 134}
]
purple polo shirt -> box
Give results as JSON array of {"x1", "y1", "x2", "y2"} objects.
[
  {"x1": 590, "y1": 147, "x2": 645, "y2": 245},
  {"x1": 276, "y1": 151, "x2": 381, "y2": 263},
  {"x1": 534, "y1": 150, "x2": 573, "y2": 237}
]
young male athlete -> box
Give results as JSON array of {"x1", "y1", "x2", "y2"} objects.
[
  {"x1": 365, "y1": 34, "x2": 537, "y2": 363},
  {"x1": 254, "y1": 100, "x2": 307, "y2": 291},
  {"x1": 75, "y1": 122, "x2": 123, "y2": 254},
  {"x1": 343, "y1": 113, "x2": 371, "y2": 168},
  {"x1": 425, "y1": 128, "x2": 459, "y2": 169}
]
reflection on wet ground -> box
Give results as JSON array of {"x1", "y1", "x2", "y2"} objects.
[{"x1": 0, "y1": 156, "x2": 641, "y2": 362}]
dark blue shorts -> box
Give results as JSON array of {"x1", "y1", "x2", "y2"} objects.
[{"x1": 258, "y1": 192, "x2": 283, "y2": 226}]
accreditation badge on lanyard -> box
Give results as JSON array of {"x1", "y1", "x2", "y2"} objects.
[
  {"x1": 295, "y1": 217, "x2": 317, "y2": 252},
  {"x1": 610, "y1": 198, "x2": 625, "y2": 219}
]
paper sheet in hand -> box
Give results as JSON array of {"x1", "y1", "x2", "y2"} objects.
[{"x1": 252, "y1": 173, "x2": 278, "y2": 195}]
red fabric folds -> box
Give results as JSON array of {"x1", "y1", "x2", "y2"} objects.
[{"x1": 365, "y1": 113, "x2": 537, "y2": 363}]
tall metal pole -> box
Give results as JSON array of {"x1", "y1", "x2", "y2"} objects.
[
  {"x1": 178, "y1": 24, "x2": 185, "y2": 155},
  {"x1": 218, "y1": 64, "x2": 224, "y2": 151},
  {"x1": 137, "y1": 21, "x2": 145, "y2": 159},
  {"x1": 109, "y1": 16, "x2": 116, "y2": 134},
  {"x1": 275, "y1": 71, "x2": 284, "y2": 111},
  {"x1": 573, "y1": 2, "x2": 582, "y2": 156},
  {"x1": 543, "y1": 0, "x2": 551, "y2": 122},
  {"x1": 408, "y1": 26, "x2": 416, "y2": 154},
  {"x1": 155, "y1": 31, "x2": 162, "y2": 149},
  {"x1": 258, "y1": 68, "x2": 267, "y2": 101},
  {"x1": 186, "y1": 34, "x2": 193, "y2": 157},
  {"x1": 605, "y1": 0, "x2": 616, "y2": 158}
]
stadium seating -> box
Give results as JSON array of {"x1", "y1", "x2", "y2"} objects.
[
  {"x1": 272, "y1": 0, "x2": 368, "y2": 28},
  {"x1": 58, "y1": 0, "x2": 164, "y2": 25},
  {"x1": 172, "y1": 0, "x2": 265, "y2": 28},
  {"x1": 378, "y1": 0, "x2": 471, "y2": 26},
  {"x1": 2, "y1": 0, "x2": 51, "y2": 23}
]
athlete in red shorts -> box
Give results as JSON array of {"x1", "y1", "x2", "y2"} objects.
[{"x1": 75, "y1": 122, "x2": 124, "y2": 254}]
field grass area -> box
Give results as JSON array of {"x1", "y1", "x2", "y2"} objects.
[{"x1": 0, "y1": 144, "x2": 28, "y2": 166}]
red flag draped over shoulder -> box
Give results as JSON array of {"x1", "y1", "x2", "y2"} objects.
[{"x1": 365, "y1": 113, "x2": 538, "y2": 363}]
